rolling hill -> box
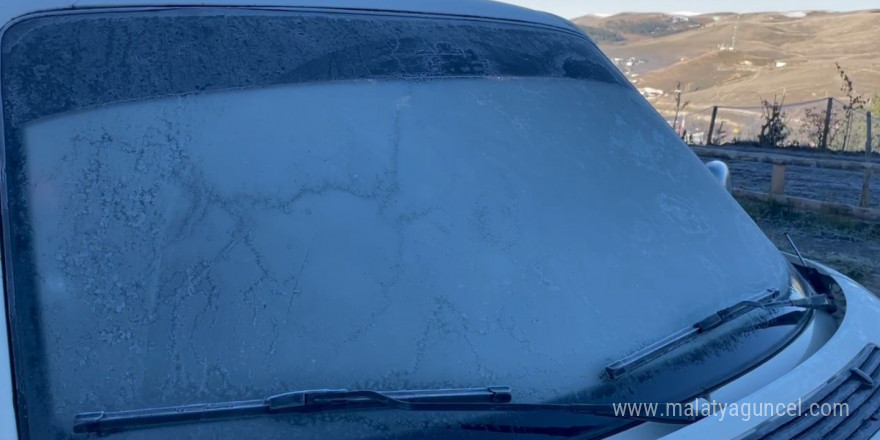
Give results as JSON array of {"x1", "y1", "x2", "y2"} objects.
[{"x1": 572, "y1": 10, "x2": 880, "y2": 116}]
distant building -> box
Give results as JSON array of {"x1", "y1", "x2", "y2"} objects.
[{"x1": 639, "y1": 87, "x2": 664, "y2": 99}]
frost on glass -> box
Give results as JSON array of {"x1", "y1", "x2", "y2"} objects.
[
  {"x1": 0, "y1": 11, "x2": 625, "y2": 128},
  {"x1": 16, "y1": 78, "x2": 787, "y2": 439},
  {"x1": 0, "y1": 9, "x2": 791, "y2": 439}
]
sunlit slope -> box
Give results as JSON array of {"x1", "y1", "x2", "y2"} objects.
[{"x1": 573, "y1": 10, "x2": 880, "y2": 111}]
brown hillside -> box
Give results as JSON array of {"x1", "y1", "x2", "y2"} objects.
[{"x1": 579, "y1": 10, "x2": 880, "y2": 114}]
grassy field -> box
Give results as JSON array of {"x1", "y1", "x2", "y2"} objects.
[{"x1": 740, "y1": 198, "x2": 880, "y2": 293}]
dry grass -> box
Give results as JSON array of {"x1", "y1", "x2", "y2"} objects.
[
  {"x1": 589, "y1": 10, "x2": 880, "y2": 109},
  {"x1": 739, "y1": 199, "x2": 880, "y2": 293}
]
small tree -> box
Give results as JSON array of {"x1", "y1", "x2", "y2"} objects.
[
  {"x1": 758, "y1": 95, "x2": 789, "y2": 147},
  {"x1": 872, "y1": 93, "x2": 880, "y2": 151},
  {"x1": 836, "y1": 63, "x2": 868, "y2": 150},
  {"x1": 800, "y1": 106, "x2": 843, "y2": 149},
  {"x1": 671, "y1": 81, "x2": 690, "y2": 135},
  {"x1": 871, "y1": 92, "x2": 880, "y2": 116}
]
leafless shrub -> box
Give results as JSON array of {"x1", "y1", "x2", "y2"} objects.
[
  {"x1": 713, "y1": 121, "x2": 728, "y2": 144},
  {"x1": 800, "y1": 106, "x2": 843, "y2": 149},
  {"x1": 758, "y1": 95, "x2": 789, "y2": 147},
  {"x1": 836, "y1": 63, "x2": 868, "y2": 150},
  {"x1": 672, "y1": 81, "x2": 690, "y2": 135}
]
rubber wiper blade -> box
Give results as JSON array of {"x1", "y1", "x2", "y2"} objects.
[
  {"x1": 73, "y1": 385, "x2": 695, "y2": 435},
  {"x1": 74, "y1": 386, "x2": 512, "y2": 435},
  {"x1": 606, "y1": 290, "x2": 834, "y2": 379}
]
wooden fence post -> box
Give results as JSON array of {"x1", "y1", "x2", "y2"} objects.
[
  {"x1": 770, "y1": 164, "x2": 787, "y2": 195},
  {"x1": 706, "y1": 106, "x2": 718, "y2": 146},
  {"x1": 861, "y1": 111, "x2": 873, "y2": 208},
  {"x1": 820, "y1": 97, "x2": 833, "y2": 150}
]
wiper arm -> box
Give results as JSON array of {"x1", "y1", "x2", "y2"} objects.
[
  {"x1": 74, "y1": 385, "x2": 695, "y2": 435},
  {"x1": 606, "y1": 290, "x2": 835, "y2": 379}
]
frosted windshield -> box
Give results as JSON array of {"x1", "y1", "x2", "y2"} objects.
[
  {"x1": 18, "y1": 77, "x2": 787, "y2": 438},
  {"x1": 1, "y1": 9, "x2": 789, "y2": 439}
]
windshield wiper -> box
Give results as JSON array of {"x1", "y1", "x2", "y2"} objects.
[
  {"x1": 74, "y1": 385, "x2": 696, "y2": 435},
  {"x1": 606, "y1": 289, "x2": 835, "y2": 379}
]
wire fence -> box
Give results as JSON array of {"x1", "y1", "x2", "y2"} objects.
[{"x1": 674, "y1": 98, "x2": 879, "y2": 154}]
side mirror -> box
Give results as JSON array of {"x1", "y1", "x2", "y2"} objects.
[{"x1": 705, "y1": 160, "x2": 732, "y2": 193}]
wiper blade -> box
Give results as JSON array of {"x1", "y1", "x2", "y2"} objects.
[
  {"x1": 606, "y1": 290, "x2": 834, "y2": 379},
  {"x1": 74, "y1": 385, "x2": 695, "y2": 435},
  {"x1": 74, "y1": 386, "x2": 510, "y2": 435}
]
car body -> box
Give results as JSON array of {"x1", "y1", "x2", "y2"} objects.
[{"x1": 1, "y1": 1, "x2": 879, "y2": 439}]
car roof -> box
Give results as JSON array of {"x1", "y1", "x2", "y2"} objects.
[{"x1": 0, "y1": 0, "x2": 580, "y2": 33}]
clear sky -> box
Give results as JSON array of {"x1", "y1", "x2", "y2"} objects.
[{"x1": 500, "y1": 0, "x2": 875, "y2": 19}]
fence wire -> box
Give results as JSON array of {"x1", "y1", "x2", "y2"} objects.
[{"x1": 677, "y1": 98, "x2": 877, "y2": 154}]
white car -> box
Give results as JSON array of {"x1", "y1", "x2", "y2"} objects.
[{"x1": 0, "y1": 1, "x2": 878, "y2": 439}]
